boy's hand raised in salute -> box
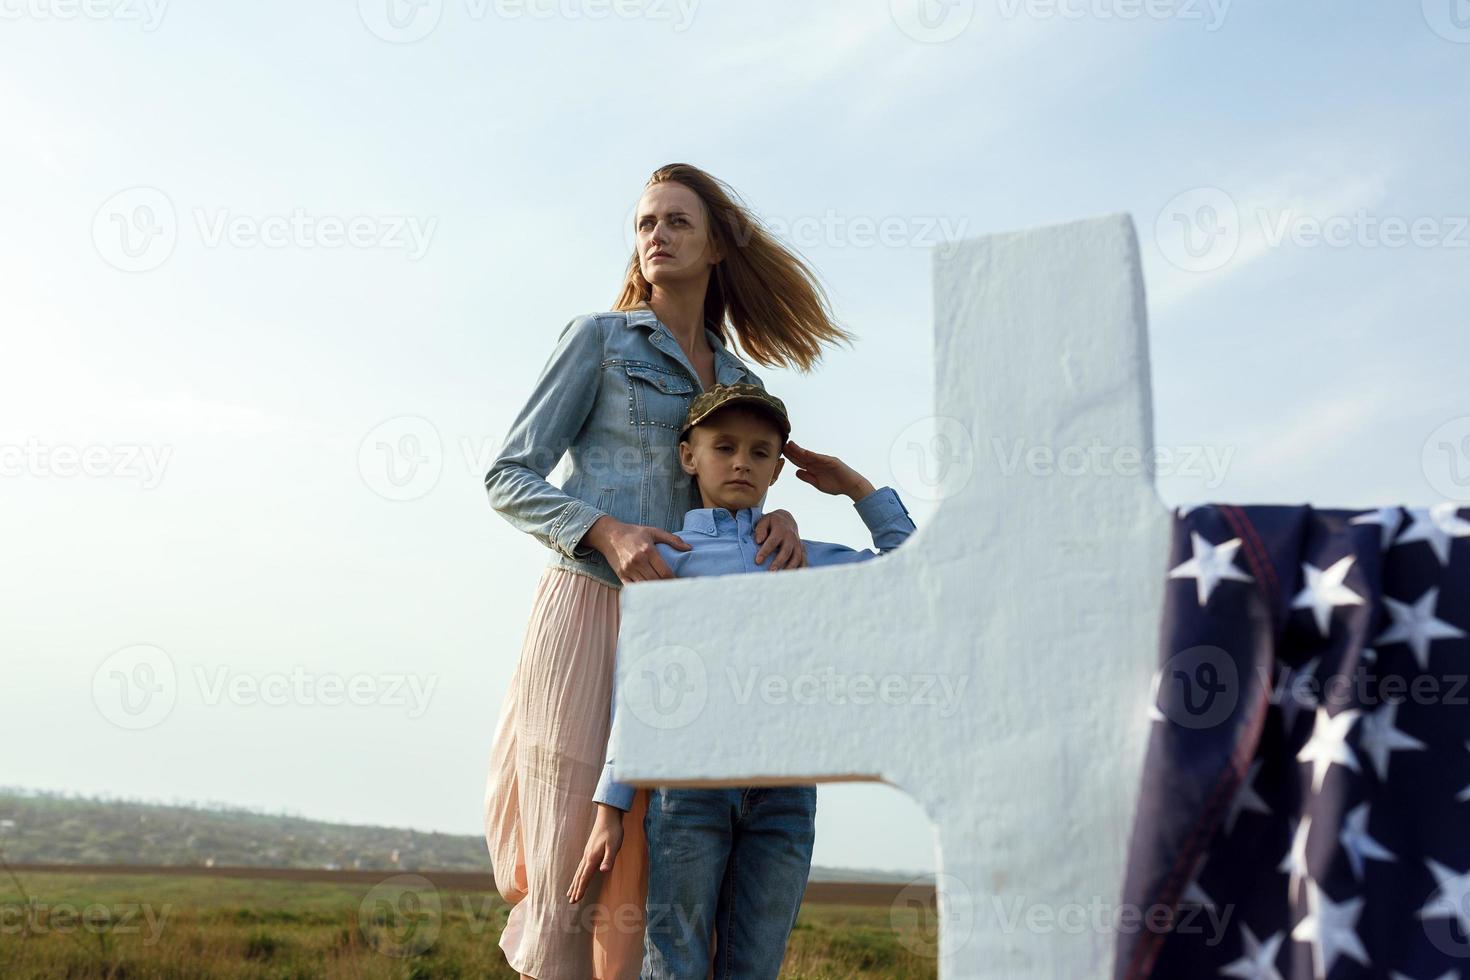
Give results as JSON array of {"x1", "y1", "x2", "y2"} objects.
[{"x1": 782, "y1": 439, "x2": 876, "y2": 502}]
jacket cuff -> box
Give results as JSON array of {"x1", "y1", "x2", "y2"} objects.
[{"x1": 551, "y1": 499, "x2": 608, "y2": 560}]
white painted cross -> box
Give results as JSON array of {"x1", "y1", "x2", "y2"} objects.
[{"x1": 611, "y1": 213, "x2": 1174, "y2": 978}]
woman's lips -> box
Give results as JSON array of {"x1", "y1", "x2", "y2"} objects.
[{"x1": 728, "y1": 480, "x2": 753, "y2": 488}]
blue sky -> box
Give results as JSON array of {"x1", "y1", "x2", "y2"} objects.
[{"x1": 2, "y1": 0, "x2": 1467, "y2": 876}]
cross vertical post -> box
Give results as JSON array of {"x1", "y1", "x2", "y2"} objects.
[{"x1": 612, "y1": 213, "x2": 1174, "y2": 978}]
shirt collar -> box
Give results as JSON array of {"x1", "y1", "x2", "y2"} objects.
[{"x1": 681, "y1": 502, "x2": 765, "y2": 536}]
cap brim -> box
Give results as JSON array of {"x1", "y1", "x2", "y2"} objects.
[{"x1": 682, "y1": 396, "x2": 790, "y2": 439}]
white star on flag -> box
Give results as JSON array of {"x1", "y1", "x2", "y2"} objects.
[
  {"x1": 1219, "y1": 923, "x2": 1286, "y2": 980},
  {"x1": 1225, "y1": 759, "x2": 1272, "y2": 833},
  {"x1": 1419, "y1": 858, "x2": 1470, "y2": 941},
  {"x1": 1291, "y1": 556, "x2": 1365, "y2": 635},
  {"x1": 1182, "y1": 878, "x2": 1214, "y2": 909},
  {"x1": 1297, "y1": 706, "x2": 1360, "y2": 793},
  {"x1": 1168, "y1": 531, "x2": 1255, "y2": 606},
  {"x1": 1394, "y1": 503, "x2": 1470, "y2": 566},
  {"x1": 1358, "y1": 701, "x2": 1425, "y2": 782},
  {"x1": 1338, "y1": 802, "x2": 1397, "y2": 880},
  {"x1": 1292, "y1": 879, "x2": 1370, "y2": 978},
  {"x1": 1279, "y1": 816, "x2": 1312, "y2": 895},
  {"x1": 1349, "y1": 505, "x2": 1403, "y2": 550},
  {"x1": 1376, "y1": 586, "x2": 1466, "y2": 671}
]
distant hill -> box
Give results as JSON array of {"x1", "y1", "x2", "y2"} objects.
[
  {"x1": 0, "y1": 788, "x2": 484, "y2": 872},
  {"x1": 0, "y1": 788, "x2": 926, "y2": 884}
]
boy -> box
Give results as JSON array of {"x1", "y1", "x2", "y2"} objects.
[{"x1": 565, "y1": 382, "x2": 917, "y2": 979}]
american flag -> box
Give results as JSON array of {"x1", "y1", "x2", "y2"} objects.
[{"x1": 1116, "y1": 502, "x2": 1470, "y2": 980}]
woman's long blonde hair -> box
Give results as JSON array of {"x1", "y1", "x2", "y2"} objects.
[{"x1": 612, "y1": 163, "x2": 855, "y2": 373}]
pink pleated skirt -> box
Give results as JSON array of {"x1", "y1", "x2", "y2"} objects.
[{"x1": 484, "y1": 565, "x2": 649, "y2": 980}]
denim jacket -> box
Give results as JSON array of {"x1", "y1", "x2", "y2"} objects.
[{"x1": 484, "y1": 306, "x2": 767, "y2": 591}]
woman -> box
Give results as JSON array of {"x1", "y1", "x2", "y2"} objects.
[{"x1": 482, "y1": 162, "x2": 854, "y2": 980}]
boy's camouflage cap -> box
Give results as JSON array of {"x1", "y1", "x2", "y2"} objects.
[{"x1": 679, "y1": 382, "x2": 791, "y2": 443}]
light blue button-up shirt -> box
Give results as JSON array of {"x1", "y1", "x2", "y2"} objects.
[{"x1": 592, "y1": 484, "x2": 917, "y2": 810}]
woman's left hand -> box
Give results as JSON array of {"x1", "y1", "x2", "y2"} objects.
[{"x1": 754, "y1": 509, "x2": 806, "y2": 570}]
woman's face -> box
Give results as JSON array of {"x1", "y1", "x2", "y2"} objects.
[{"x1": 634, "y1": 181, "x2": 722, "y2": 288}]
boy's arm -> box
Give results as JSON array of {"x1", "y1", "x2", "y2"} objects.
[
  {"x1": 591, "y1": 668, "x2": 636, "y2": 812},
  {"x1": 590, "y1": 539, "x2": 690, "y2": 812},
  {"x1": 800, "y1": 486, "x2": 917, "y2": 567}
]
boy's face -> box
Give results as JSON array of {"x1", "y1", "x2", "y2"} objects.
[{"x1": 679, "y1": 407, "x2": 785, "y2": 514}]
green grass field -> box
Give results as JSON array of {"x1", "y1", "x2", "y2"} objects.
[{"x1": 0, "y1": 871, "x2": 940, "y2": 979}]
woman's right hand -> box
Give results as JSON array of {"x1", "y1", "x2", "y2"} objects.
[{"x1": 583, "y1": 516, "x2": 691, "y2": 583}]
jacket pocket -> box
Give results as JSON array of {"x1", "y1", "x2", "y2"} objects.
[
  {"x1": 596, "y1": 486, "x2": 616, "y2": 515},
  {"x1": 624, "y1": 362, "x2": 695, "y2": 430}
]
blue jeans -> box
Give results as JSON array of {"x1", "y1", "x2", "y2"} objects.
[{"x1": 640, "y1": 785, "x2": 817, "y2": 979}]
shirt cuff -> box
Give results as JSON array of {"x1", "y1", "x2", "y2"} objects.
[
  {"x1": 592, "y1": 762, "x2": 636, "y2": 812},
  {"x1": 853, "y1": 485, "x2": 909, "y2": 529}
]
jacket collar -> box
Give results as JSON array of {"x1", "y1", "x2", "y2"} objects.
[
  {"x1": 625, "y1": 305, "x2": 729, "y2": 351},
  {"x1": 624, "y1": 306, "x2": 748, "y2": 387},
  {"x1": 681, "y1": 501, "x2": 765, "y2": 536}
]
